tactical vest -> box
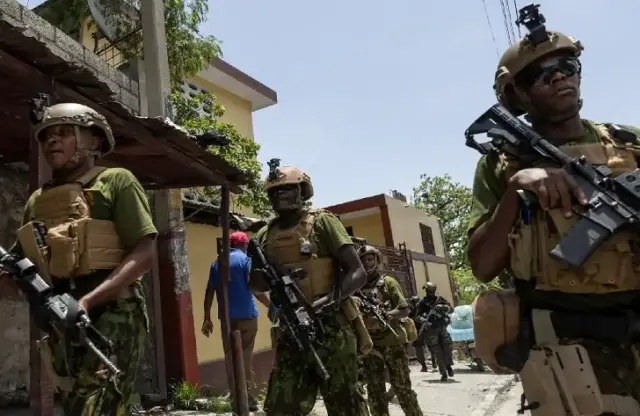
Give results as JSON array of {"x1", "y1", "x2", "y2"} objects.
[
  {"x1": 507, "y1": 123, "x2": 640, "y2": 294},
  {"x1": 360, "y1": 275, "x2": 417, "y2": 343},
  {"x1": 264, "y1": 210, "x2": 374, "y2": 355},
  {"x1": 18, "y1": 167, "x2": 126, "y2": 281},
  {"x1": 361, "y1": 277, "x2": 388, "y2": 331},
  {"x1": 263, "y1": 209, "x2": 334, "y2": 301}
]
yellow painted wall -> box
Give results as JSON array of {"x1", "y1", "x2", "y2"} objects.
[
  {"x1": 383, "y1": 195, "x2": 453, "y2": 303},
  {"x1": 188, "y1": 76, "x2": 255, "y2": 140},
  {"x1": 186, "y1": 222, "x2": 272, "y2": 364},
  {"x1": 78, "y1": 20, "x2": 256, "y2": 144},
  {"x1": 384, "y1": 195, "x2": 446, "y2": 257},
  {"x1": 426, "y1": 262, "x2": 454, "y2": 305},
  {"x1": 412, "y1": 260, "x2": 427, "y2": 298},
  {"x1": 339, "y1": 212, "x2": 386, "y2": 246}
]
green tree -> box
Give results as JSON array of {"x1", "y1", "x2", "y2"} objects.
[
  {"x1": 171, "y1": 92, "x2": 270, "y2": 216},
  {"x1": 37, "y1": 0, "x2": 270, "y2": 215},
  {"x1": 411, "y1": 174, "x2": 472, "y2": 270},
  {"x1": 38, "y1": 0, "x2": 222, "y2": 89},
  {"x1": 452, "y1": 267, "x2": 501, "y2": 306}
]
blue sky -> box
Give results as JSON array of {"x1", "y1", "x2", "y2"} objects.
[{"x1": 21, "y1": 0, "x2": 640, "y2": 207}]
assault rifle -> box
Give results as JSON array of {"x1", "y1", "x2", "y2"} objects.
[
  {"x1": 247, "y1": 239, "x2": 330, "y2": 380},
  {"x1": 465, "y1": 103, "x2": 640, "y2": 269},
  {"x1": 0, "y1": 246, "x2": 121, "y2": 379},
  {"x1": 416, "y1": 297, "x2": 448, "y2": 338},
  {"x1": 354, "y1": 290, "x2": 398, "y2": 338}
]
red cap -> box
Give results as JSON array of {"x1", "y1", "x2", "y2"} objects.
[{"x1": 229, "y1": 231, "x2": 249, "y2": 244}]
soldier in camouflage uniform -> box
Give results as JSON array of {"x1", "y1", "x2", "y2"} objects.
[
  {"x1": 5, "y1": 103, "x2": 155, "y2": 415},
  {"x1": 468, "y1": 5, "x2": 640, "y2": 414},
  {"x1": 357, "y1": 245, "x2": 423, "y2": 416},
  {"x1": 416, "y1": 283, "x2": 454, "y2": 382},
  {"x1": 250, "y1": 161, "x2": 370, "y2": 416}
]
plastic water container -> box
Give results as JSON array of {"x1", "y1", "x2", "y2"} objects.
[{"x1": 447, "y1": 305, "x2": 475, "y2": 342}]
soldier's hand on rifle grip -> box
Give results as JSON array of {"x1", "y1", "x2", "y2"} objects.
[
  {"x1": 249, "y1": 268, "x2": 270, "y2": 293},
  {"x1": 509, "y1": 167, "x2": 588, "y2": 217}
]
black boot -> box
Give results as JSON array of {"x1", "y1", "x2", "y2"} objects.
[
  {"x1": 447, "y1": 365, "x2": 454, "y2": 377},
  {"x1": 440, "y1": 373, "x2": 448, "y2": 382},
  {"x1": 421, "y1": 364, "x2": 428, "y2": 372}
]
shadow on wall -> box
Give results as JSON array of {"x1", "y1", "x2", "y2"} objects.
[{"x1": 0, "y1": 163, "x2": 30, "y2": 407}]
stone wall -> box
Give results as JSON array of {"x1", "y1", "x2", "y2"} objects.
[{"x1": 0, "y1": 163, "x2": 30, "y2": 406}]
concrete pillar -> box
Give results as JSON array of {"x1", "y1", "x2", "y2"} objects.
[{"x1": 140, "y1": 1, "x2": 199, "y2": 385}]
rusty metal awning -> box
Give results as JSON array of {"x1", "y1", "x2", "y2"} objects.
[{"x1": 0, "y1": 0, "x2": 247, "y2": 191}]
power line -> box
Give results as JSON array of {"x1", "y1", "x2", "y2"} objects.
[
  {"x1": 512, "y1": 0, "x2": 522, "y2": 38},
  {"x1": 499, "y1": 0, "x2": 514, "y2": 45},
  {"x1": 504, "y1": 0, "x2": 517, "y2": 42},
  {"x1": 481, "y1": 0, "x2": 500, "y2": 57}
]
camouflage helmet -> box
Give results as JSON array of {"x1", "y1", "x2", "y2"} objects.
[
  {"x1": 423, "y1": 282, "x2": 437, "y2": 293},
  {"x1": 494, "y1": 31, "x2": 583, "y2": 116},
  {"x1": 265, "y1": 166, "x2": 314, "y2": 201},
  {"x1": 33, "y1": 103, "x2": 115, "y2": 156},
  {"x1": 358, "y1": 245, "x2": 381, "y2": 261}
]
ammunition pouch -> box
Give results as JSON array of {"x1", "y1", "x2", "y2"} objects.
[
  {"x1": 17, "y1": 222, "x2": 51, "y2": 283},
  {"x1": 400, "y1": 317, "x2": 417, "y2": 343},
  {"x1": 18, "y1": 219, "x2": 125, "y2": 279},
  {"x1": 472, "y1": 289, "x2": 529, "y2": 374}
]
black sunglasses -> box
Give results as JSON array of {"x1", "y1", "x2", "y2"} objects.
[{"x1": 515, "y1": 56, "x2": 581, "y2": 88}]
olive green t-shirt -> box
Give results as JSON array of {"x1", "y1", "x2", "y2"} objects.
[
  {"x1": 19, "y1": 167, "x2": 157, "y2": 296},
  {"x1": 468, "y1": 121, "x2": 640, "y2": 234},
  {"x1": 365, "y1": 275, "x2": 409, "y2": 346},
  {"x1": 254, "y1": 210, "x2": 353, "y2": 258}
]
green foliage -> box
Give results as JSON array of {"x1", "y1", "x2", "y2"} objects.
[
  {"x1": 170, "y1": 380, "x2": 232, "y2": 412},
  {"x1": 38, "y1": 0, "x2": 269, "y2": 215},
  {"x1": 452, "y1": 267, "x2": 501, "y2": 305},
  {"x1": 38, "y1": 0, "x2": 222, "y2": 91},
  {"x1": 171, "y1": 92, "x2": 271, "y2": 216},
  {"x1": 412, "y1": 174, "x2": 472, "y2": 270}
]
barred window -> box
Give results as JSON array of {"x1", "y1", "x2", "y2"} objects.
[{"x1": 419, "y1": 223, "x2": 435, "y2": 255}]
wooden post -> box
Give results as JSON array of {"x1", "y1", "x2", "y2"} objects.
[
  {"x1": 218, "y1": 186, "x2": 249, "y2": 415},
  {"x1": 28, "y1": 134, "x2": 52, "y2": 416}
]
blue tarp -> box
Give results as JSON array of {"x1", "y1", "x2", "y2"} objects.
[{"x1": 447, "y1": 305, "x2": 475, "y2": 342}]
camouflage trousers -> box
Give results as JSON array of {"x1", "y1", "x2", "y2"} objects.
[
  {"x1": 360, "y1": 344, "x2": 423, "y2": 416},
  {"x1": 424, "y1": 326, "x2": 452, "y2": 376},
  {"x1": 51, "y1": 297, "x2": 148, "y2": 416},
  {"x1": 264, "y1": 318, "x2": 369, "y2": 416}
]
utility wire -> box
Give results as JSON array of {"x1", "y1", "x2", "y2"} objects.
[
  {"x1": 499, "y1": 0, "x2": 514, "y2": 45},
  {"x1": 481, "y1": 0, "x2": 500, "y2": 57},
  {"x1": 512, "y1": 0, "x2": 522, "y2": 38},
  {"x1": 504, "y1": 0, "x2": 517, "y2": 42}
]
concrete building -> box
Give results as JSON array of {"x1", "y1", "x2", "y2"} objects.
[{"x1": 325, "y1": 193, "x2": 456, "y2": 304}]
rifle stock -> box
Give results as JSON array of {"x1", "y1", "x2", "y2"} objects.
[{"x1": 465, "y1": 104, "x2": 640, "y2": 268}]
